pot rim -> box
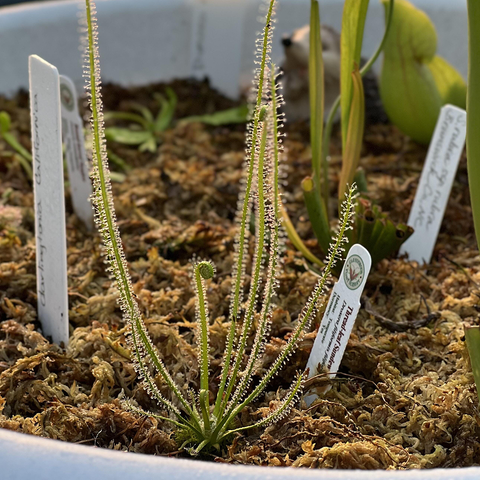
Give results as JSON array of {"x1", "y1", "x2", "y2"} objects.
[
  {"x1": 0, "y1": 0, "x2": 468, "y2": 97},
  {"x1": 1, "y1": 428, "x2": 479, "y2": 479}
]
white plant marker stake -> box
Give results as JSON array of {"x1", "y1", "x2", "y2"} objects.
[
  {"x1": 305, "y1": 244, "x2": 372, "y2": 405},
  {"x1": 29, "y1": 55, "x2": 69, "y2": 346},
  {"x1": 60, "y1": 74, "x2": 93, "y2": 230},
  {"x1": 399, "y1": 104, "x2": 467, "y2": 264}
]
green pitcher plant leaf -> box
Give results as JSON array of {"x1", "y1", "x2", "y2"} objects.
[
  {"x1": 428, "y1": 56, "x2": 467, "y2": 109},
  {"x1": 380, "y1": 0, "x2": 466, "y2": 145}
]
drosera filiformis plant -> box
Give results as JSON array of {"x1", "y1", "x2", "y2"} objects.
[{"x1": 83, "y1": 0, "x2": 355, "y2": 455}]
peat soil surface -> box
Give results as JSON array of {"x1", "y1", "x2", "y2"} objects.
[{"x1": 0, "y1": 79, "x2": 479, "y2": 469}]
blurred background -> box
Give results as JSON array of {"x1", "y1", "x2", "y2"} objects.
[
  {"x1": 0, "y1": 0, "x2": 43, "y2": 5},
  {"x1": 0, "y1": 0, "x2": 468, "y2": 99}
]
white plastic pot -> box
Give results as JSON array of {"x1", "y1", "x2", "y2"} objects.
[
  {"x1": 0, "y1": 0, "x2": 475, "y2": 478},
  {"x1": 0, "y1": 0, "x2": 469, "y2": 98}
]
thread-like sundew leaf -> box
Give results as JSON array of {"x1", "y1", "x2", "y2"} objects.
[
  {"x1": 82, "y1": 0, "x2": 195, "y2": 424},
  {"x1": 220, "y1": 185, "x2": 356, "y2": 434},
  {"x1": 82, "y1": 0, "x2": 360, "y2": 454}
]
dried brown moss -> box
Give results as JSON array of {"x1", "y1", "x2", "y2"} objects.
[{"x1": 0, "y1": 79, "x2": 479, "y2": 468}]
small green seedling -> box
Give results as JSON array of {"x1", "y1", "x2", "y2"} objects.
[
  {"x1": 380, "y1": 0, "x2": 466, "y2": 144},
  {"x1": 0, "y1": 111, "x2": 33, "y2": 180},
  {"x1": 105, "y1": 88, "x2": 177, "y2": 152},
  {"x1": 84, "y1": 0, "x2": 355, "y2": 455},
  {"x1": 105, "y1": 88, "x2": 249, "y2": 154}
]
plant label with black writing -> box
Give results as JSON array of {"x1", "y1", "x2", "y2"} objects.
[
  {"x1": 305, "y1": 244, "x2": 371, "y2": 405},
  {"x1": 29, "y1": 55, "x2": 69, "y2": 346},
  {"x1": 399, "y1": 105, "x2": 466, "y2": 264},
  {"x1": 60, "y1": 74, "x2": 93, "y2": 230}
]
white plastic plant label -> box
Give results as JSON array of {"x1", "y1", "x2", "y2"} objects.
[
  {"x1": 399, "y1": 104, "x2": 467, "y2": 264},
  {"x1": 60, "y1": 74, "x2": 93, "y2": 230},
  {"x1": 29, "y1": 55, "x2": 69, "y2": 346},
  {"x1": 190, "y1": 0, "x2": 245, "y2": 98},
  {"x1": 305, "y1": 244, "x2": 372, "y2": 405}
]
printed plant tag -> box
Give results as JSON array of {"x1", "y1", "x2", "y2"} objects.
[
  {"x1": 60, "y1": 74, "x2": 93, "y2": 230},
  {"x1": 29, "y1": 55, "x2": 69, "y2": 346},
  {"x1": 305, "y1": 244, "x2": 372, "y2": 405},
  {"x1": 399, "y1": 104, "x2": 467, "y2": 264}
]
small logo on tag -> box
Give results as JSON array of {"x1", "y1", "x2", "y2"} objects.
[
  {"x1": 344, "y1": 254, "x2": 364, "y2": 290},
  {"x1": 60, "y1": 83, "x2": 74, "y2": 112}
]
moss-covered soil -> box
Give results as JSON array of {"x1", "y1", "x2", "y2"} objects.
[{"x1": 0, "y1": 79, "x2": 479, "y2": 469}]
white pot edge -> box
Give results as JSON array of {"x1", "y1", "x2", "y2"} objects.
[
  {"x1": 0, "y1": 427, "x2": 479, "y2": 480},
  {"x1": 0, "y1": 0, "x2": 468, "y2": 98}
]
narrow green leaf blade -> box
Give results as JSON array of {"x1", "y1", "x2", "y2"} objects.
[
  {"x1": 103, "y1": 111, "x2": 150, "y2": 129},
  {"x1": 467, "y1": 0, "x2": 480, "y2": 251},
  {"x1": 154, "y1": 87, "x2": 177, "y2": 132},
  {"x1": 309, "y1": 0, "x2": 324, "y2": 196},
  {"x1": 340, "y1": 0, "x2": 369, "y2": 151},
  {"x1": 181, "y1": 105, "x2": 249, "y2": 126},
  {"x1": 0, "y1": 111, "x2": 11, "y2": 133},
  {"x1": 105, "y1": 127, "x2": 152, "y2": 145},
  {"x1": 302, "y1": 176, "x2": 331, "y2": 255},
  {"x1": 465, "y1": 325, "x2": 480, "y2": 404},
  {"x1": 339, "y1": 67, "x2": 365, "y2": 204}
]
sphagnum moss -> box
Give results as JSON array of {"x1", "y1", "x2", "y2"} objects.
[
  {"x1": 1, "y1": 77, "x2": 480, "y2": 468},
  {"x1": 83, "y1": 0, "x2": 355, "y2": 455}
]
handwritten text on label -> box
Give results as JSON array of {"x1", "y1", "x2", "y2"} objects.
[
  {"x1": 29, "y1": 55, "x2": 69, "y2": 346},
  {"x1": 399, "y1": 105, "x2": 466, "y2": 264}
]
